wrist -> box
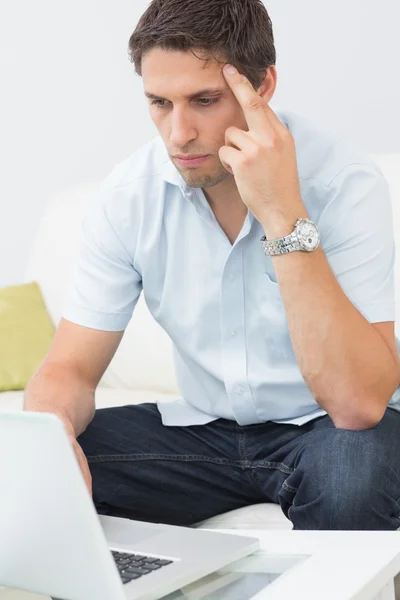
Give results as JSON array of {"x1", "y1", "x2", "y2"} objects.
[{"x1": 259, "y1": 201, "x2": 308, "y2": 240}]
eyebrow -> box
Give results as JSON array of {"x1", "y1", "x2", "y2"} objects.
[{"x1": 144, "y1": 88, "x2": 226, "y2": 100}]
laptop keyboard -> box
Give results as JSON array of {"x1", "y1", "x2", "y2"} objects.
[{"x1": 111, "y1": 550, "x2": 174, "y2": 585}]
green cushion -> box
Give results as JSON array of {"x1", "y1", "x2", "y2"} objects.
[{"x1": 0, "y1": 282, "x2": 55, "y2": 391}]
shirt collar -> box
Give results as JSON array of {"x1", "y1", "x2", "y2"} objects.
[{"x1": 162, "y1": 153, "x2": 187, "y2": 191}]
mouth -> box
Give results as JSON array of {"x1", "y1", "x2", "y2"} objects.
[{"x1": 174, "y1": 155, "x2": 210, "y2": 167}]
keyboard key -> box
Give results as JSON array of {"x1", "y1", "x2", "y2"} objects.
[
  {"x1": 124, "y1": 573, "x2": 142, "y2": 581},
  {"x1": 124, "y1": 566, "x2": 152, "y2": 576},
  {"x1": 156, "y1": 559, "x2": 173, "y2": 566},
  {"x1": 143, "y1": 563, "x2": 162, "y2": 571},
  {"x1": 142, "y1": 558, "x2": 159, "y2": 564}
]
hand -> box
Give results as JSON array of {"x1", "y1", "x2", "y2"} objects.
[
  {"x1": 219, "y1": 65, "x2": 304, "y2": 227},
  {"x1": 59, "y1": 418, "x2": 93, "y2": 496},
  {"x1": 68, "y1": 434, "x2": 93, "y2": 497}
]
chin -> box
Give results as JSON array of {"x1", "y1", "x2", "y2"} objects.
[{"x1": 172, "y1": 155, "x2": 229, "y2": 186}]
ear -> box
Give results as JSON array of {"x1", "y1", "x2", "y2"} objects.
[{"x1": 257, "y1": 66, "x2": 278, "y2": 103}]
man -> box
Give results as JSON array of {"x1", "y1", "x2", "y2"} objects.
[{"x1": 25, "y1": 0, "x2": 400, "y2": 530}]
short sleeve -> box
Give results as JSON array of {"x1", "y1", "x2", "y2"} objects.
[
  {"x1": 318, "y1": 163, "x2": 396, "y2": 324},
  {"x1": 62, "y1": 181, "x2": 142, "y2": 332}
]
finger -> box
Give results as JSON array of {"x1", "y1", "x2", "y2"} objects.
[
  {"x1": 223, "y1": 66, "x2": 286, "y2": 138},
  {"x1": 86, "y1": 468, "x2": 93, "y2": 497},
  {"x1": 224, "y1": 126, "x2": 257, "y2": 153},
  {"x1": 218, "y1": 145, "x2": 242, "y2": 175},
  {"x1": 81, "y1": 454, "x2": 92, "y2": 496},
  {"x1": 72, "y1": 438, "x2": 92, "y2": 496},
  {"x1": 238, "y1": 73, "x2": 284, "y2": 131},
  {"x1": 223, "y1": 64, "x2": 273, "y2": 132}
]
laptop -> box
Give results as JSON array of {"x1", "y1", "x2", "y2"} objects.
[{"x1": 0, "y1": 411, "x2": 259, "y2": 600}]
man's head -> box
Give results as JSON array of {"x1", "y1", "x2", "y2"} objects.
[{"x1": 128, "y1": 0, "x2": 277, "y2": 190}]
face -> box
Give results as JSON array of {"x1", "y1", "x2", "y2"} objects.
[{"x1": 141, "y1": 48, "x2": 253, "y2": 190}]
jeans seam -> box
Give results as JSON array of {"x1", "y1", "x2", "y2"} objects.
[
  {"x1": 234, "y1": 427, "x2": 272, "y2": 497},
  {"x1": 237, "y1": 427, "x2": 247, "y2": 462},
  {"x1": 87, "y1": 453, "x2": 246, "y2": 467},
  {"x1": 251, "y1": 461, "x2": 294, "y2": 475},
  {"x1": 281, "y1": 481, "x2": 297, "y2": 493}
]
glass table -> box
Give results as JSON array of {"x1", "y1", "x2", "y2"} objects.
[
  {"x1": 161, "y1": 529, "x2": 400, "y2": 600},
  {"x1": 162, "y1": 551, "x2": 305, "y2": 599}
]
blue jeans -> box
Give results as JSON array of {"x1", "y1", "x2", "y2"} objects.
[{"x1": 77, "y1": 403, "x2": 400, "y2": 530}]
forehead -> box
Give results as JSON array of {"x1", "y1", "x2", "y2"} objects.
[{"x1": 142, "y1": 48, "x2": 229, "y2": 99}]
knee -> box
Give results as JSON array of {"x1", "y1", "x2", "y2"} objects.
[
  {"x1": 306, "y1": 428, "x2": 378, "y2": 497},
  {"x1": 282, "y1": 428, "x2": 397, "y2": 529}
]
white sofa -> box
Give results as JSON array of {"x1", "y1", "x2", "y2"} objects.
[{"x1": 1, "y1": 154, "x2": 399, "y2": 531}]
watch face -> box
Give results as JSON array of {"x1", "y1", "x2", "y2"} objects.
[{"x1": 296, "y1": 219, "x2": 320, "y2": 251}]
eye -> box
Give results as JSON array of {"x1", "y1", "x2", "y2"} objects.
[
  {"x1": 197, "y1": 98, "x2": 219, "y2": 106},
  {"x1": 150, "y1": 98, "x2": 219, "y2": 108},
  {"x1": 150, "y1": 99, "x2": 166, "y2": 107}
]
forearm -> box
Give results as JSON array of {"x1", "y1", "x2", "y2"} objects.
[
  {"x1": 24, "y1": 362, "x2": 96, "y2": 438},
  {"x1": 262, "y1": 210, "x2": 400, "y2": 430}
]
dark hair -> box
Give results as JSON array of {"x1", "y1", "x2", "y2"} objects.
[{"x1": 128, "y1": 0, "x2": 276, "y2": 91}]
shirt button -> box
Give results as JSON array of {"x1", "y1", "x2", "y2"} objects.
[
  {"x1": 235, "y1": 386, "x2": 244, "y2": 396},
  {"x1": 231, "y1": 331, "x2": 236, "y2": 337}
]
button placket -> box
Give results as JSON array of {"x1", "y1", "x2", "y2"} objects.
[{"x1": 220, "y1": 246, "x2": 259, "y2": 424}]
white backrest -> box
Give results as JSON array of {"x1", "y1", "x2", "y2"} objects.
[{"x1": 25, "y1": 155, "x2": 400, "y2": 392}]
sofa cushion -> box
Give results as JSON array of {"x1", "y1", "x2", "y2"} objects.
[
  {"x1": 98, "y1": 295, "x2": 180, "y2": 394},
  {"x1": 193, "y1": 503, "x2": 292, "y2": 530},
  {"x1": 0, "y1": 389, "x2": 179, "y2": 413},
  {"x1": 0, "y1": 282, "x2": 55, "y2": 392}
]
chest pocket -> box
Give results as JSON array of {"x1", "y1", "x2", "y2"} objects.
[{"x1": 263, "y1": 260, "x2": 284, "y2": 303}]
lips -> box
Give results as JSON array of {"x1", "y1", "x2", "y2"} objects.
[
  {"x1": 175, "y1": 155, "x2": 208, "y2": 159},
  {"x1": 174, "y1": 155, "x2": 210, "y2": 167}
]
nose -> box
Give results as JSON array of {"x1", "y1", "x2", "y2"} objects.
[{"x1": 169, "y1": 108, "x2": 197, "y2": 148}]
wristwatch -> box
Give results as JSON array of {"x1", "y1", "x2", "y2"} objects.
[{"x1": 261, "y1": 218, "x2": 320, "y2": 256}]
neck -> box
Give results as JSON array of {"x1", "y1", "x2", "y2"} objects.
[{"x1": 202, "y1": 176, "x2": 246, "y2": 214}]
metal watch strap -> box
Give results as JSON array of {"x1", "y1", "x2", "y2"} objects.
[{"x1": 261, "y1": 232, "x2": 301, "y2": 256}]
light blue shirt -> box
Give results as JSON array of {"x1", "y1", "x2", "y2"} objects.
[{"x1": 63, "y1": 107, "x2": 400, "y2": 427}]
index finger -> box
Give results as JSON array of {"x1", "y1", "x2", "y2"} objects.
[
  {"x1": 223, "y1": 64, "x2": 270, "y2": 131},
  {"x1": 223, "y1": 65, "x2": 285, "y2": 134}
]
